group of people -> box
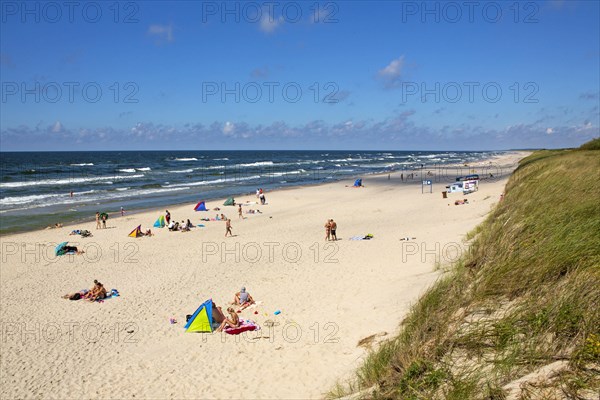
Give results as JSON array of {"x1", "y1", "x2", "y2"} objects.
[
  {"x1": 209, "y1": 287, "x2": 256, "y2": 332},
  {"x1": 168, "y1": 219, "x2": 193, "y2": 232},
  {"x1": 63, "y1": 279, "x2": 107, "y2": 302},
  {"x1": 325, "y1": 219, "x2": 338, "y2": 241}
]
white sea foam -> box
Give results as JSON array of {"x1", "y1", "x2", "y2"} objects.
[
  {"x1": 0, "y1": 174, "x2": 144, "y2": 188},
  {"x1": 164, "y1": 175, "x2": 261, "y2": 188},
  {"x1": 232, "y1": 161, "x2": 274, "y2": 168}
]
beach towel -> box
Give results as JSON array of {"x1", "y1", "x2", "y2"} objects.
[
  {"x1": 224, "y1": 319, "x2": 260, "y2": 335},
  {"x1": 349, "y1": 234, "x2": 374, "y2": 241}
]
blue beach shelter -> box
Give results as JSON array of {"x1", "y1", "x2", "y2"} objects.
[
  {"x1": 184, "y1": 299, "x2": 214, "y2": 333},
  {"x1": 55, "y1": 242, "x2": 69, "y2": 256},
  {"x1": 194, "y1": 201, "x2": 208, "y2": 211}
]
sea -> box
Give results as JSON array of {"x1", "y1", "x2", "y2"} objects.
[{"x1": 0, "y1": 150, "x2": 502, "y2": 234}]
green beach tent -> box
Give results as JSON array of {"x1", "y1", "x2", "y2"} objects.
[
  {"x1": 153, "y1": 215, "x2": 165, "y2": 228},
  {"x1": 223, "y1": 197, "x2": 235, "y2": 206}
]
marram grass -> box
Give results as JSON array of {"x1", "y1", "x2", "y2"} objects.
[{"x1": 329, "y1": 140, "x2": 600, "y2": 399}]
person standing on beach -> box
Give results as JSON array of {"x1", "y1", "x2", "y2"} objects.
[
  {"x1": 121, "y1": 207, "x2": 125, "y2": 216},
  {"x1": 95, "y1": 212, "x2": 101, "y2": 230},
  {"x1": 325, "y1": 220, "x2": 331, "y2": 241},
  {"x1": 165, "y1": 210, "x2": 171, "y2": 224},
  {"x1": 238, "y1": 204, "x2": 243, "y2": 219},
  {"x1": 330, "y1": 219, "x2": 337, "y2": 241},
  {"x1": 225, "y1": 219, "x2": 233, "y2": 237},
  {"x1": 102, "y1": 214, "x2": 107, "y2": 229}
]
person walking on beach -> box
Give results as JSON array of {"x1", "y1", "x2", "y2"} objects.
[
  {"x1": 225, "y1": 219, "x2": 233, "y2": 237},
  {"x1": 95, "y1": 212, "x2": 101, "y2": 230},
  {"x1": 165, "y1": 210, "x2": 171, "y2": 224},
  {"x1": 330, "y1": 219, "x2": 337, "y2": 241},
  {"x1": 325, "y1": 219, "x2": 331, "y2": 241},
  {"x1": 238, "y1": 204, "x2": 243, "y2": 219},
  {"x1": 121, "y1": 207, "x2": 125, "y2": 217},
  {"x1": 102, "y1": 213, "x2": 107, "y2": 229}
]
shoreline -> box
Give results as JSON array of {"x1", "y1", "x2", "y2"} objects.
[{"x1": 1, "y1": 151, "x2": 521, "y2": 237}]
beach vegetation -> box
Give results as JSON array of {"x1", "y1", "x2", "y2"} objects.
[{"x1": 329, "y1": 141, "x2": 600, "y2": 399}]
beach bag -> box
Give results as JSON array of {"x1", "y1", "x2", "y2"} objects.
[{"x1": 69, "y1": 293, "x2": 81, "y2": 300}]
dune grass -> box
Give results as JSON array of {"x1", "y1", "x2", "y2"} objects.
[{"x1": 329, "y1": 141, "x2": 600, "y2": 399}]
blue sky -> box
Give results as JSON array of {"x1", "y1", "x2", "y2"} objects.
[{"x1": 1, "y1": 0, "x2": 598, "y2": 150}]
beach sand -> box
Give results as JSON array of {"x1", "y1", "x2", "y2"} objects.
[{"x1": 0, "y1": 152, "x2": 528, "y2": 399}]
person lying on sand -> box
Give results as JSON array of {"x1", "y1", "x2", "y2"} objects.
[
  {"x1": 62, "y1": 289, "x2": 89, "y2": 300},
  {"x1": 64, "y1": 245, "x2": 85, "y2": 255},
  {"x1": 144, "y1": 229, "x2": 153, "y2": 236},
  {"x1": 216, "y1": 307, "x2": 240, "y2": 332},
  {"x1": 46, "y1": 223, "x2": 63, "y2": 229},
  {"x1": 233, "y1": 287, "x2": 255, "y2": 310}
]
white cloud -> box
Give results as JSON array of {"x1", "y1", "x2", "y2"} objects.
[
  {"x1": 546, "y1": 128, "x2": 554, "y2": 135},
  {"x1": 259, "y1": 14, "x2": 284, "y2": 33},
  {"x1": 377, "y1": 56, "x2": 405, "y2": 88},
  {"x1": 148, "y1": 24, "x2": 174, "y2": 43},
  {"x1": 51, "y1": 121, "x2": 64, "y2": 133},
  {"x1": 222, "y1": 121, "x2": 235, "y2": 135}
]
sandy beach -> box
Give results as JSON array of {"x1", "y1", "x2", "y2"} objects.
[{"x1": 0, "y1": 151, "x2": 528, "y2": 399}]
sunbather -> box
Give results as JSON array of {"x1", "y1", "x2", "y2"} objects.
[
  {"x1": 62, "y1": 289, "x2": 89, "y2": 300},
  {"x1": 212, "y1": 302, "x2": 226, "y2": 324},
  {"x1": 85, "y1": 280, "x2": 107, "y2": 302},
  {"x1": 233, "y1": 287, "x2": 255, "y2": 310},
  {"x1": 216, "y1": 307, "x2": 240, "y2": 332},
  {"x1": 64, "y1": 245, "x2": 85, "y2": 255}
]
